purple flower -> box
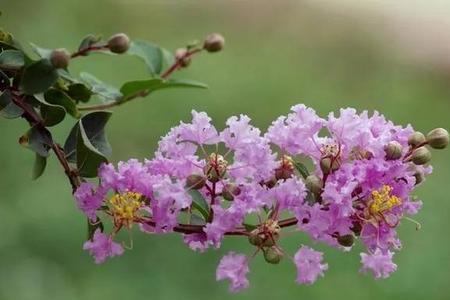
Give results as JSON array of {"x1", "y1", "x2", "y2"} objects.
[
  {"x1": 294, "y1": 245, "x2": 328, "y2": 285},
  {"x1": 360, "y1": 249, "x2": 397, "y2": 279},
  {"x1": 216, "y1": 252, "x2": 250, "y2": 292},
  {"x1": 179, "y1": 110, "x2": 220, "y2": 145},
  {"x1": 74, "y1": 182, "x2": 104, "y2": 220},
  {"x1": 83, "y1": 229, "x2": 124, "y2": 264}
]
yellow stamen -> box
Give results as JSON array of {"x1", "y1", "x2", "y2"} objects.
[
  {"x1": 369, "y1": 185, "x2": 401, "y2": 215},
  {"x1": 109, "y1": 192, "x2": 143, "y2": 227}
]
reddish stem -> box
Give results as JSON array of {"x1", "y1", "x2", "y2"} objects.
[{"x1": 71, "y1": 45, "x2": 109, "y2": 58}]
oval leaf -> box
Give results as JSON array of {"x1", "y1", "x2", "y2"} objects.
[
  {"x1": 32, "y1": 153, "x2": 47, "y2": 180},
  {"x1": 0, "y1": 49, "x2": 25, "y2": 68},
  {"x1": 0, "y1": 89, "x2": 23, "y2": 119},
  {"x1": 189, "y1": 190, "x2": 210, "y2": 221},
  {"x1": 80, "y1": 72, "x2": 122, "y2": 102},
  {"x1": 128, "y1": 40, "x2": 164, "y2": 75},
  {"x1": 21, "y1": 59, "x2": 59, "y2": 94}
]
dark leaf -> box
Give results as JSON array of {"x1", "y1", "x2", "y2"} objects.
[
  {"x1": 0, "y1": 89, "x2": 23, "y2": 119},
  {"x1": 189, "y1": 190, "x2": 210, "y2": 221},
  {"x1": 32, "y1": 153, "x2": 47, "y2": 180},
  {"x1": 44, "y1": 89, "x2": 79, "y2": 118},
  {"x1": 21, "y1": 59, "x2": 59, "y2": 94},
  {"x1": 67, "y1": 83, "x2": 92, "y2": 103},
  {"x1": 34, "y1": 94, "x2": 66, "y2": 127},
  {"x1": 0, "y1": 49, "x2": 25, "y2": 68},
  {"x1": 29, "y1": 42, "x2": 52, "y2": 59},
  {"x1": 127, "y1": 40, "x2": 163, "y2": 75},
  {"x1": 87, "y1": 217, "x2": 104, "y2": 240},
  {"x1": 80, "y1": 72, "x2": 122, "y2": 102},
  {"x1": 19, "y1": 126, "x2": 51, "y2": 157}
]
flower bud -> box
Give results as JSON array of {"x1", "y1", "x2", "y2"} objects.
[
  {"x1": 203, "y1": 33, "x2": 225, "y2": 52},
  {"x1": 222, "y1": 183, "x2": 241, "y2": 201},
  {"x1": 426, "y1": 128, "x2": 449, "y2": 149},
  {"x1": 107, "y1": 33, "x2": 130, "y2": 54},
  {"x1": 264, "y1": 177, "x2": 278, "y2": 189},
  {"x1": 50, "y1": 48, "x2": 71, "y2": 69},
  {"x1": 262, "y1": 232, "x2": 279, "y2": 247},
  {"x1": 350, "y1": 221, "x2": 362, "y2": 236},
  {"x1": 263, "y1": 247, "x2": 283, "y2": 264},
  {"x1": 248, "y1": 229, "x2": 263, "y2": 246},
  {"x1": 275, "y1": 155, "x2": 294, "y2": 180},
  {"x1": 175, "y1": 48, "x2": 191, "y2": 68},
  {"x1": 337, "y1": 234, "x2": 355, "y2": 247},
  {"x1": 320, "y1": 157, "x2": 339, "y2": 174},
  {"x1": 411, "y1": 147, "x2": 431, "y2": 165},
  {"x1": 408, "y1": 131, "x2": 426, "y2": 147},
  {"x1": 204, "y1": 153, "x2": 227, "y2": 183},
  {"x1": 384, "y1": 141, "x2": 403, "y2": 160},
  {"x1": 186, "y1": 174, "x2": 206, "y2": 190},
  {"x1": 305, "y1": 175, "x2": 323, "y2": 195}
]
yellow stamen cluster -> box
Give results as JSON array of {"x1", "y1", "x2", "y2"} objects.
[
  {"x1": 109, "y1": 192, "x2": 143, "y2": 227},
  {"x1": 369, "y1": 185, "x2": 401, "y2": 215}
]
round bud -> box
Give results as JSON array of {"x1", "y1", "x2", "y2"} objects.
[
  {"x1": 305, "y1": 175, "x2": 323, "y2": 195},
  {"x1": 384, "y1": 141, "x2": 403, "y2": 160},
  {"x1": 262, "y1": 232, "x2": 279, "y2": 247},
  {"x1": 186, "y1": 174, "x2": 206, "y2": 190},
  {"x1": 107, "y1": 33, "x2": 130, "y2": 54},
  {"x1": 50, "y1": 48, "x2": 71, "y2": 69},
  {"x1": 426, "y1": 128, "x2": 449, "y2": 149},
  {"x1": 414, "y1": 171, "x2": 425, "y2": 185},
  {"x1": 411, "y1": 147, "x2": 431, "y2": 165},
  {"x1": 320, "y1": 157, "x2": 338, "y2": 174},
  {"x1": 222, "y1": 183, "x2": 241, "y2": 201},
  {"x1": 337, "y1": 234, "x2": 355, "y2": 247},
  {"x1": 175, "y1": 48, "x2": 191, "y2": 68},
  {"x1": 408, "y1": 131, "x2": 426, "y2": 147},
  {"x1": 264, "y1": 177, "x2": 278, "y2": 189},
  {"x1": 248, "y1": 229, "x2": 263, "y2": 246},
  {"x1": 263, "y1": 247, "x2": 283, "y2": 264},
  {"x1": 203, "y1": 33, "x2": 225, "y2": 53}
]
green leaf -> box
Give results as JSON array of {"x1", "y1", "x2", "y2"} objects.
[
  {"x1": 0, "y1": 89, "x2": 23, "y2": 119},
  {"x1": 87, "y1": 217, "x2": 104, "y2": 240},
  {"x1": 189, "y1": 213, "x2": 206, "y2": 225},
  {"x1": 77, "y1": 119, "x2": 109, "y2": 177},
  {"x1": 67, "y1": 83, "x2": 92, "y2": 103},
  {"x1": 29, "y1": 42, "x2": 52, "y2": 59},
  {"x1": 21, "y1": 59, "x2": 59, "y2": 94},
  {"x1": 32, "y1": 153, "x2": 47, "y2": 180},
  {"x1": 0, "y1": 49, "x2": 25, "y2": 68},
  {"x1": 78, "y1": 34, "x2": 102, "y2": 53},
  {"x1": 64, "y1": 111, "x2": 112, "y2": 167},
  {"x1": 119, "y1": 78, "x2": 207, "y2": 101},
  {"x1": 34, "y1": 94, "x2": 66, "y2": 127},
  {"x1": 243, "y1": 223, "x2": 257, "y2": 231},
  {"x1": 19, "y1": 126, "x2": 51, "y2": 157},
  {"x1": 80, "y1": 72, "x2": 122, "y2": 102},
  {"x1": 189, "y1": 190, "x2": 210, "y2": 221},
  {"x1": 293, "y1": 161, "x2": 310, "y2": 179},
  {"x1": 128, "y1": 40, "x2": 164, "y2": 75},
  {"x1": 44, "y1": 89, "x2": 79, "y2": 118}
]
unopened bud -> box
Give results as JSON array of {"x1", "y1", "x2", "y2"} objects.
[
  {"x1": 411, "y1": 147, "x2": 431, "y2": 165},
  {"x1": 175, "y1": 48, "x2": 191, "y2": 68},
  {"x1": 50, "y1": 48, "x2": 70, "y2": 69},
  {"x1": 203, "y1": 33, "x2": 225, "y2": 53},
  {"x1": 264, "y1": 177, "x2": 278, "y2": 189},
  {"x1": 408, "y1": 131, "x2": 426, "y2": 147},
  {"x1": 204, "y1": 153, "x2": 227, "y2": 183},
  {"x1": 107, "y1": 33, "x2": 130, "y2": 54},
  {"x1": 263, "y1": 247, "x2": 283, "y2": 264},
  {"x1": 222, "y1": 183, "x2": 241, "y2": 201},
  {"x1": 337, "y1": 234, "x2": 355, "y2": 247},
  {"x1": 385, "y1": 141, "x2": 403, "y2": 160},
  {"x1": 426, "y1": 128, "x2": 449, "y2": 149},
  {"x1": 186, "y1": 174, "x2": 206, "y2": 190},
  {"x1": 275, "y1": 155, "x2": 294, "y2": 180},
  {"x1": 320, "y1": 157, "x2": 339, "y2": 174},
  {"x1": 262, "y1": 232, "x2": 279, "y2": 247},
  {"x1": 305, "y1": 175, "x2": 323, "y2": 195},
  {"x1": 350, "y1": 221, "x2": 362, "y2": 236},
  {"x1": 248, "y1": 229, "x2": 263, "y2": 246}
]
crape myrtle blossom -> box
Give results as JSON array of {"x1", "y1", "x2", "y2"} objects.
[{"x1": 73, "y1": 105, "x2": 448, "y2": 292}]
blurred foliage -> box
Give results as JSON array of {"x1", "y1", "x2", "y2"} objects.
[{"x1": 0, "y1": 1, "x2": 449, "y2": 299}]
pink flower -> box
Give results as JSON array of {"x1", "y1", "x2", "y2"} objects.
[
  {"x1": 216, "y1": 252, "x2": 250, "y2": 292},
  {"x1": 83, "y1": 229, "x2": 124, "y2": 264},
  {"x1": 294, "y1": 245, "x2": 328, "y2": 285},
  {"x1": 360, "y1": 249, "x2": 397, "y2": 279},
  {"x1": 74, "y1": 182, "x2": 104, "y2": 221}
]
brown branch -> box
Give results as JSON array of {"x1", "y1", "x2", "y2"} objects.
[{"x1": 71, "y1": 45, "x2": 109, "y2": 58}]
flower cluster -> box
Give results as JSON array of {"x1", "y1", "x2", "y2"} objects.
[{"x1": 74, "y1": 105, "x2": 448, "y2": 292}]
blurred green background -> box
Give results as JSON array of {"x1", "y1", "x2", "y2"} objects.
[{"x1": 1, "y1": 0, "x2": 449, "y2": 299}]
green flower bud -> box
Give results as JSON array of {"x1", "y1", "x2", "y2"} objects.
[
  {"x1": 222, "y1": 183, "x2": 241, "y2": 201},
  {"x1": 384, "y1": 141, "x2": 403, "y2": 160},
  {"x1": 411, "y1": 147, "x2": 431, "y2": 165},
  {"x1": 337, "y1": 234, "x2": 355, "y2": 247},
  {"x1": 186, "y1": 174, "x2": 206, "y2": 190},
  {"x1": 320, "y1": 157, "x2": 339, "y2": 174},
  {"x1": 175, "y1": 48, "x2": 191, "y2": 68},
  {"x1": 305, "y1": 175, "x2": 323, "y2": 195},
  {"x1": 203, "y1": 33, "x2": 225, "y2": 52},
  {"x1": 107, "y1": 33, "x2": 130, "y2": 54},
  {"x1": 248, "y1": 229, "x2": 263, "y2": 246},
  {"x1": 408, "y1": 131, "x2": 426, "y2": 147},
  {"x1": 262, "y1": 232, "x2": 279, "y2": 247},
  {"x1": 263, "y1": 247, "x2": 283, "y2": 264},
  {"x1": 426, "y1": 128, "x2": 449, "y2": 149},
  {"x1": 50, "y1": 48, "x2": 71, "y2": 69}
]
